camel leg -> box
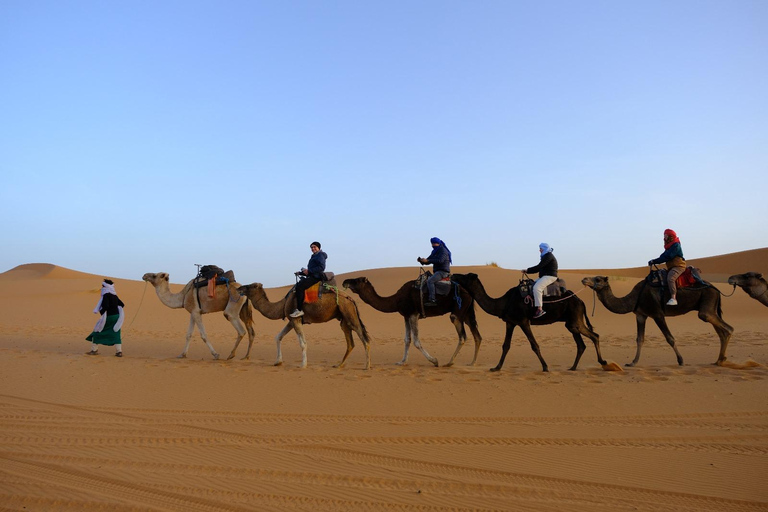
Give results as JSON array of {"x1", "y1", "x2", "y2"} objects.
[
  {"x1": 466, "y1": 320, "x2": 483, "y2": 367},
  {"x1": 651, "y1": 316, "x2": 684, "y2": 366},
  {"x1": 180, "y1": 315, "x2": 196, "y2": 358},
  {"x1": 491, "y1": 322, "x2": 516, "y2": 372},
  {"x1": 567, "y1": 331, "x2": 587, "y2": 371},
  {"x1": 409, "y1": 315, "x2": 439, "y2": 367},
  {"x1": 293, "y1": 321, "x2": 308, "y2": 368},
  {"x1": 334, "y1": 321, "x2": 356, "y2": 369},
  {"x1": 397, "y1": 317, "x2": 412, "y2": 366},
  {"x1": 224, "y1": 314, "x2": 247, "y2": 361},
  {"x1": 274, "y1": 322, "x2": 294, "y2": 366},
  {"x1": 192, "y1": 312, "x2": 220, "y2": 360},
  {"x1": 519, "y1": 321, "x2": 548, "y2": 372},
  {"x1": 443, "y1": 314, "x2": 466, "y2": 367},
  {"x1": 699, "y1": 310, "x2": 734, "y2": 365},
  {"x1": 627, "y1": 315, "x2": 648, "y2": 367}
]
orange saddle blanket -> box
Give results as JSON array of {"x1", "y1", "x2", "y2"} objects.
[{"x1": 304, "y1": 282, "x2": 321, "y2": 303}]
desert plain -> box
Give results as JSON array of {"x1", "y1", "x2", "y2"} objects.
[{"x1": 1, "y1": 249, "x2": 767, "y2": 511}]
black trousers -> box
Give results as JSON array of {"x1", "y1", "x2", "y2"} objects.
[{"x1": 295, "y1": 275, "x2": 322, "y2": 310}]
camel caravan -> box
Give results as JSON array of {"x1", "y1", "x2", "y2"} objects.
[{"x1": 133, "y1": 234, "x2": 764, "y2": 371}]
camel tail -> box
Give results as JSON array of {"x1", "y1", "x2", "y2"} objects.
[
  {"x1": 349, "y1": 297, "x2": 371, "y2": 343},
  {"x1": 239, "y1": 299, "x2": 254, "y2": 326},
  {"x1": 466, "y1": 300, "x2": 479, "y2": 329},
  {"x1": 583, "y1": 304, "x2": 594, "y2": 331}
]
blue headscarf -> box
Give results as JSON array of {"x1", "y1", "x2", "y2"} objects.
[
  {"x1": 539, "y1": 243, "x2": 553, "y2": 258},
  {"x1": 430, "y1": 237, "x2": 452, "y2": 263}
]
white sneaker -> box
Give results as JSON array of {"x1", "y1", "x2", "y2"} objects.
[
  {"x1": 289, "y1": 309, "x2": 304, "y2": 318},
  {"x1": 666, "y1": 298, "x2": 678, "y2": 306}
]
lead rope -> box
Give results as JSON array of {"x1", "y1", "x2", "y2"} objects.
[{"x1": 124, "y1": 281, "x2": 149, "y2": 331}]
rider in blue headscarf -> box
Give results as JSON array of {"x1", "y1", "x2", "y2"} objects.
[{"x1": 418, "y1": 237, "x2": 452, "y2": 305}]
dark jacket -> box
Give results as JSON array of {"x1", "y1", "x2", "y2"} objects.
[
  {"x1": 307, "y1": 251, "x2": 328, "y2": 279},
  {"x1": 526, "y1": 252, "x2": 558, "y2": 278},
  {"x1": 100, "y1": 294, "x2": 124, "y2": 316},
  {"x1": 650, "y1": 242, "x2": 686, "y2": 269},
  {"x1": 424, "y1": 245, "x2": 451, "y2": 274}
]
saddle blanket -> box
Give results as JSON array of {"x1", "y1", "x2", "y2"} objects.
[
  {"x1": 419, "y1": 277, "x2": 453, "y2": 297},
  {"x1": 303, "y1": 282, "x2": 338, "y2": 303}
]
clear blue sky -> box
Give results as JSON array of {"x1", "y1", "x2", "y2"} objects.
[{"x1": 1, "y1": 1, "x2": 766, "y2": 287}]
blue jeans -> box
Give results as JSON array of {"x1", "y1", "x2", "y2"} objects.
[{"x1": 427, "y1": 271, "x2": 450, "y2": 301}]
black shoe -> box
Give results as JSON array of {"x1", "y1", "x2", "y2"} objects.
[
  {"x1": 115, "y1": 352, "x2": 123, "y2": 357},
  {"x1": 425, "y1": 300, "x2": 437, "y2": 306}
]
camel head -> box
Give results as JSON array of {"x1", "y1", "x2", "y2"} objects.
[
  {"x1": 236, "y1": 283, "x2": 264, "y2": 298},
  {"x1": 142, "y1": 272, "x2": 169, "y2": 286},
  {"x1": 342, "y1": 277, "x2": 369, "y2": 293},
  {"x1": 582, "y1": 276, "x2": 610, "y2": 291},
  {"x1": 728, "y1": 272, "x2": 763, "y2": 287}
]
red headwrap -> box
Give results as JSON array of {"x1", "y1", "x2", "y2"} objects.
[{"x1": 663, "y1": 229, "x2": 680, "y2": 249}]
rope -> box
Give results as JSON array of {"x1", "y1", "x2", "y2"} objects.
[
  {"x1": 124, "y1": 281, "x2": 149, "y2": 331},
  {"x1": 718, "y1": 285, "x2": 738, "y2": 298},
  {"x1": 323, "y1": 283, "x2": 341, "y2": 305},
  {"x1": 542, "y1": 286, "x2": 589, "y2": 304}
]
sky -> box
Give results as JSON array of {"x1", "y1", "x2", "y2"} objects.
[{"x1": 1, "y1": 0, "x2": 766, "y2": 287}]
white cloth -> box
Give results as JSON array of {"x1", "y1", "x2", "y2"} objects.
[
  {"x1": 93, "y1": 282, "x2": 117, "y2": 314},
  {"x1": 533, "y1": 275, "x2": 558, "y2": 308},
  {"x1": 92, "y1": 306, "x2": 124, "y2": 333}
]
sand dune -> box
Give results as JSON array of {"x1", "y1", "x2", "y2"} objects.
[{"x1": 1, "y1": 250, "x2": 767, "y2": 510}]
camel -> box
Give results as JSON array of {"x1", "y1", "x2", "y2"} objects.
[
  {"x1": 237, "y1": 282, "x2": 371, "y2": 369},
  {"x1": 341, "y1": 277, "x2": 482, "y2": 367},
  {"x1": 728, "y1": 272, "x2": 768, "y2": 306},
  {"x1": 581, "y1": 275, "x2": 733, "y2": 366},
  {"x1": 141, "y1": 272, "x2": 255, "y2": 360},
  {"x1": 451, "y1": 273, "x2": 605, "y2": 372}
]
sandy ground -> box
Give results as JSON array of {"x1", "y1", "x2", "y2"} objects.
[{"x1": 1, "y1": 249, "x2": 767, "y2": 511}]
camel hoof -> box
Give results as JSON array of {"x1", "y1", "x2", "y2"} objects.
[
  {"x1": 240, "y1": 356, "x2": 250, "y2": 361},
  {"x1": 177, "y1": 354, "x2": 187, "y2": 359},
  {"x1": 489, "y1": 367, "x2": 501, "y2": 372},
  {"x1": 213, "y1": 354, "x2": 220, "y2": 360},
  {"x1": 274, "y1": 361, "x2": 283, "y2": 366},
  {"x1": 226, "y1": 354, "x2": 235, "y2": 360},
  {"x1": 395, "y1": 361, "x2": 406, "y2": 366},
  {"x1": 443, "y1": 362, "x2": 455, "y2": 368},
  {"x1": 432, "y1": 359, "x2": 439, "y2": 367},
  {"x1": 625, "y1": 362, "x2": 636, "y2": 367}
]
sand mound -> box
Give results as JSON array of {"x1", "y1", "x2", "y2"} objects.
[{"x1": 0, "y1": 263, "x2": 96, "y2": 281}]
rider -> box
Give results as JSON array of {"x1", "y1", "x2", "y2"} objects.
[
  {"x1": 649, "y1": 229, "x2": 686, "y2": 306},
  {"x1": 523, "y1": 243, "x2": 558, "y2": 319},
  {"x1": 418, "y1": 237, "x2": 452, "y2": 306},
  {"x1": 289, "y1": 241, "x2": 327, "y2": 318}
]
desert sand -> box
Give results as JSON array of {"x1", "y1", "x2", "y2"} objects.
[{"x1": 1, "y1": 249, "x2": 767, "y2": 511}]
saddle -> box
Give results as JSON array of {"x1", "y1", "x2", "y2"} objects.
[
  {"x1": 415, "y1": 270, "x2": 453, "y2": 297},
  {"x1": 646, "y1": 267, "x2": 706, "y2": 290},
  {"x1": 287, "y1": 274, "x2": 339, "y2": 305},
  {"x1": 193, "y1": 265, "x2": 236, "y2": 289},
  {"x1": 519, "y1": 277, "x2": 567, "y2": 301}
]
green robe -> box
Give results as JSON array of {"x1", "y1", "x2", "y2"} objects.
[{"x1": 86, "y1": 314, "x2": 122, "y2": 346}]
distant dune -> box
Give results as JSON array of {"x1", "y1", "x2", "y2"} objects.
[{"x1": 0, "y1": 263, "x2": 99, "y2": 281}]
